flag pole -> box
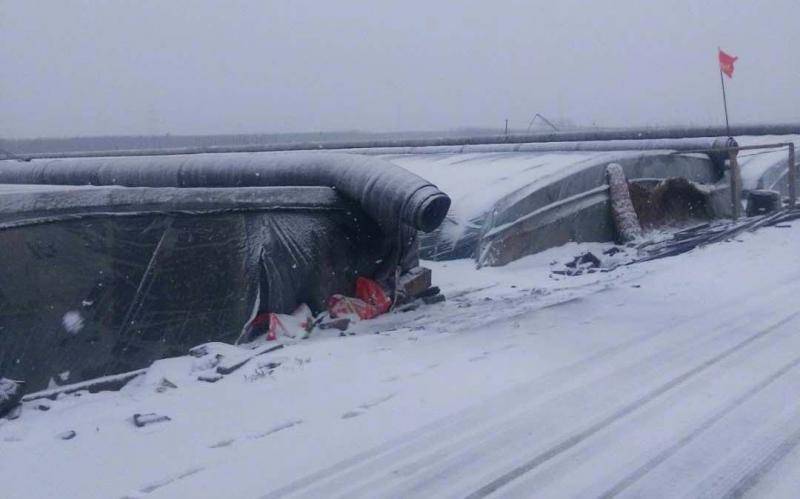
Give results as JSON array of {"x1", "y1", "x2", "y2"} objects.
[{"x1": 718, "y1": 49, "x2": 731, "y2": 137}]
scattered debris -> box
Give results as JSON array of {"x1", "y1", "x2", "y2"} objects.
[
  {"x1": 554, "y1": 252, "x2": 604, "y2": 276},
  {"x1": 58, "y1": 430, "x2": 77, "y2": 440},
  {"x1": 155, "y1": 378, "x2": 178, "y2": 393},
  {"x1": 746, "y1": 189, "x2": 781, "y2": 217},
  {"x1": 416, "y1": 286, "x2": 441, "y2": 299},
  {"x1": 397, "y1": 302, "x2": 421, "y2": 313},
  {"x1": 132, "y1": 413, "x2": 171, "y2": 428},
  {"x1": 187, "y1": 342, "x2": 236, "y2": 373},
  {"x1": 243, "y1": 361, "x2": 282, "y2": 382},
  {"x1": 189, "y1": 344, "x2": 214, "y2": 358},
  {"x1": 394, "y1": 285, "x2": 446, "y2": 310},
  {"x1": 244, "y1": 304, "x2": 314, "y2": 342},
  {"x1": 422, "y1": 294, "x2": 446, "y2": 305},
  {"x1": 552, "y1": 208, "x2": 800, "y2": 277},
  {"x1": 760, "y1": 207, "x2": 800, "y2": 226},
  {"x1": 566, "y1": 252, "x2": 601, "y2": 269},
  {"x1": 36, "y1": 404, "x2": 50, "y2": 411},
  {"x1": 328, "y1": 277, "x2": 392, "y2": 321},
  {"x1": 318, "y1": 317, "x2": 351, "y2": 331},
  {"x1": 197, "y1": 374, "x2": 223, "y2": 383},
  {"x1": 634, "y1": 208, "x2": 795, "y2": 263},
  {"x1": 215, "y1": 344, "x2": 284, "y2": 375},
  {"x1": 396, "y1": 267, "x2": 433, "y2": 304},
  {"x1": 22, "y1": 369, "x2": 147, "y2": 403}
]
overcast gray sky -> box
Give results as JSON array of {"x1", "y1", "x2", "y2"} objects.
[{"x1": 1, "y1": 0, "x2": 798, "y2": 138}]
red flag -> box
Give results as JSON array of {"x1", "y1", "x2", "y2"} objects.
[{"x1": 718, "y1": 49, "x2": 737, "y2": 78}]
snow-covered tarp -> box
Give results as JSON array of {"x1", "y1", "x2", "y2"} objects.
[
  {"x1": 373, "y1": 135, "x2": 799, "y2": 265},
  {"x1": 0, "y1": 185, "x2": 393, "y2": 391},
  {"x1": 380, "y1": 148, "x2": 719, "y2": 263},
  {"x1": 0, "y1": 152, "x2": 452, "y2": 391},
  {"x1": 736, "y1": 135, "x2": 800, "y2": 193}
]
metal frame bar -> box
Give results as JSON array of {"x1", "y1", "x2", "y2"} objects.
[
  {"x1": 673, "y1": 142, "x2": 797, "y2": 217},
  {"x1": 729, "y1": 150, "x2": 742, "y2": 219}
]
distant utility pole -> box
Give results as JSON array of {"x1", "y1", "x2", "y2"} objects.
[{"x1": 504, "y1": 119, "x2": 509, "y2": 136}]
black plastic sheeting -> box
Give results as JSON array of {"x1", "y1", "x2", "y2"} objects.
[
  {"x1": 0, "y1": 152, "x2": 451, "y2": 390},
  {"x1": 0, "y1": 186, "x2": 396, "y2": 390}
]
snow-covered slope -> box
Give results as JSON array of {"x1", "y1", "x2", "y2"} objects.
[
  {"x1": 380, "y1": 151, "x2": 618, "y2": 231},
  {"x1": 4, "y1": 224, "x2": 800, "y2": 498},
  {"x1": 379, "y1": 135, "x2": 800, "y2": 262},
  {"x1": 385, "y1": 135, "x2": 800, "y2": 240}
]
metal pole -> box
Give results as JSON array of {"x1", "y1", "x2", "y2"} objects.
[
  {"x1": 12, "y1": 125, "x2": 800, "y2": 161},
  {"x1": 789, "y1": 143, "x2": 797, "y2": 208},
  {"x1": 729, "y1": 149, "x2": 742, "y2": 219},
  {"x1": 719, "y1": 69, "x2": 731, "y2": 137}
]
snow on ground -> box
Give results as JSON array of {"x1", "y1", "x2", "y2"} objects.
[{"x1": 4, "y1": 224, "x2": 800, "y2": 498}]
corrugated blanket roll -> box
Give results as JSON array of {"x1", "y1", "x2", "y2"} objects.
[{"x1": 0, "y1": 151, "x2": 451, "y2": 233}]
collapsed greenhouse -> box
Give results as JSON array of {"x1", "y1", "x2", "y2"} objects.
[
  {"x1": 342, "y1": 132, "x2": 798, "y2": 266},
  {"x1": 0, "y1": 153, "x2": 450, "y2": 390},
  {"x1": 1, "y1": 126, "x2": 799, "y2": 393}
]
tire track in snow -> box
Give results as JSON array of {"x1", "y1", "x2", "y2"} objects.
[
  {"x1": 339, "y1": 287, "x2": 800, "y2": 498},
  {"x1": 465, "y1": 310, "x2": 800, "y2": 499},
  {"x1": 681, "y1": 404, "x2": 800, "y2": 499},
  {"x1": 719, "y1": 427, "x2": 800, "y2": 498},
  {"x1": 207, "y1": 420, "x2": 304, "y2": 449},
  {"x1": 122, "y1": 466, "x2": 205, "y2": 498},
  {"x1": 597, "y1": 351, "x2": 800, "y2": 498},
  {"x1": 262, "y1": 277, "x2": 800, "y2": 499},
  {"x1": 496, "y1": 314, "x2": 800, "y2": 499},
  {"x1": 374, "y1": 270, "x2": 640, "y2": 335}
]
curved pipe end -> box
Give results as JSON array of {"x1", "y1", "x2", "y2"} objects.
[{"x1": 416, "y1": 193, "x2": 452, "y2": 233}]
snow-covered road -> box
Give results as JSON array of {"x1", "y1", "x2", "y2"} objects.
[{"x1": 3, "y1": 225, "x2": 800, "y2": 498}]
